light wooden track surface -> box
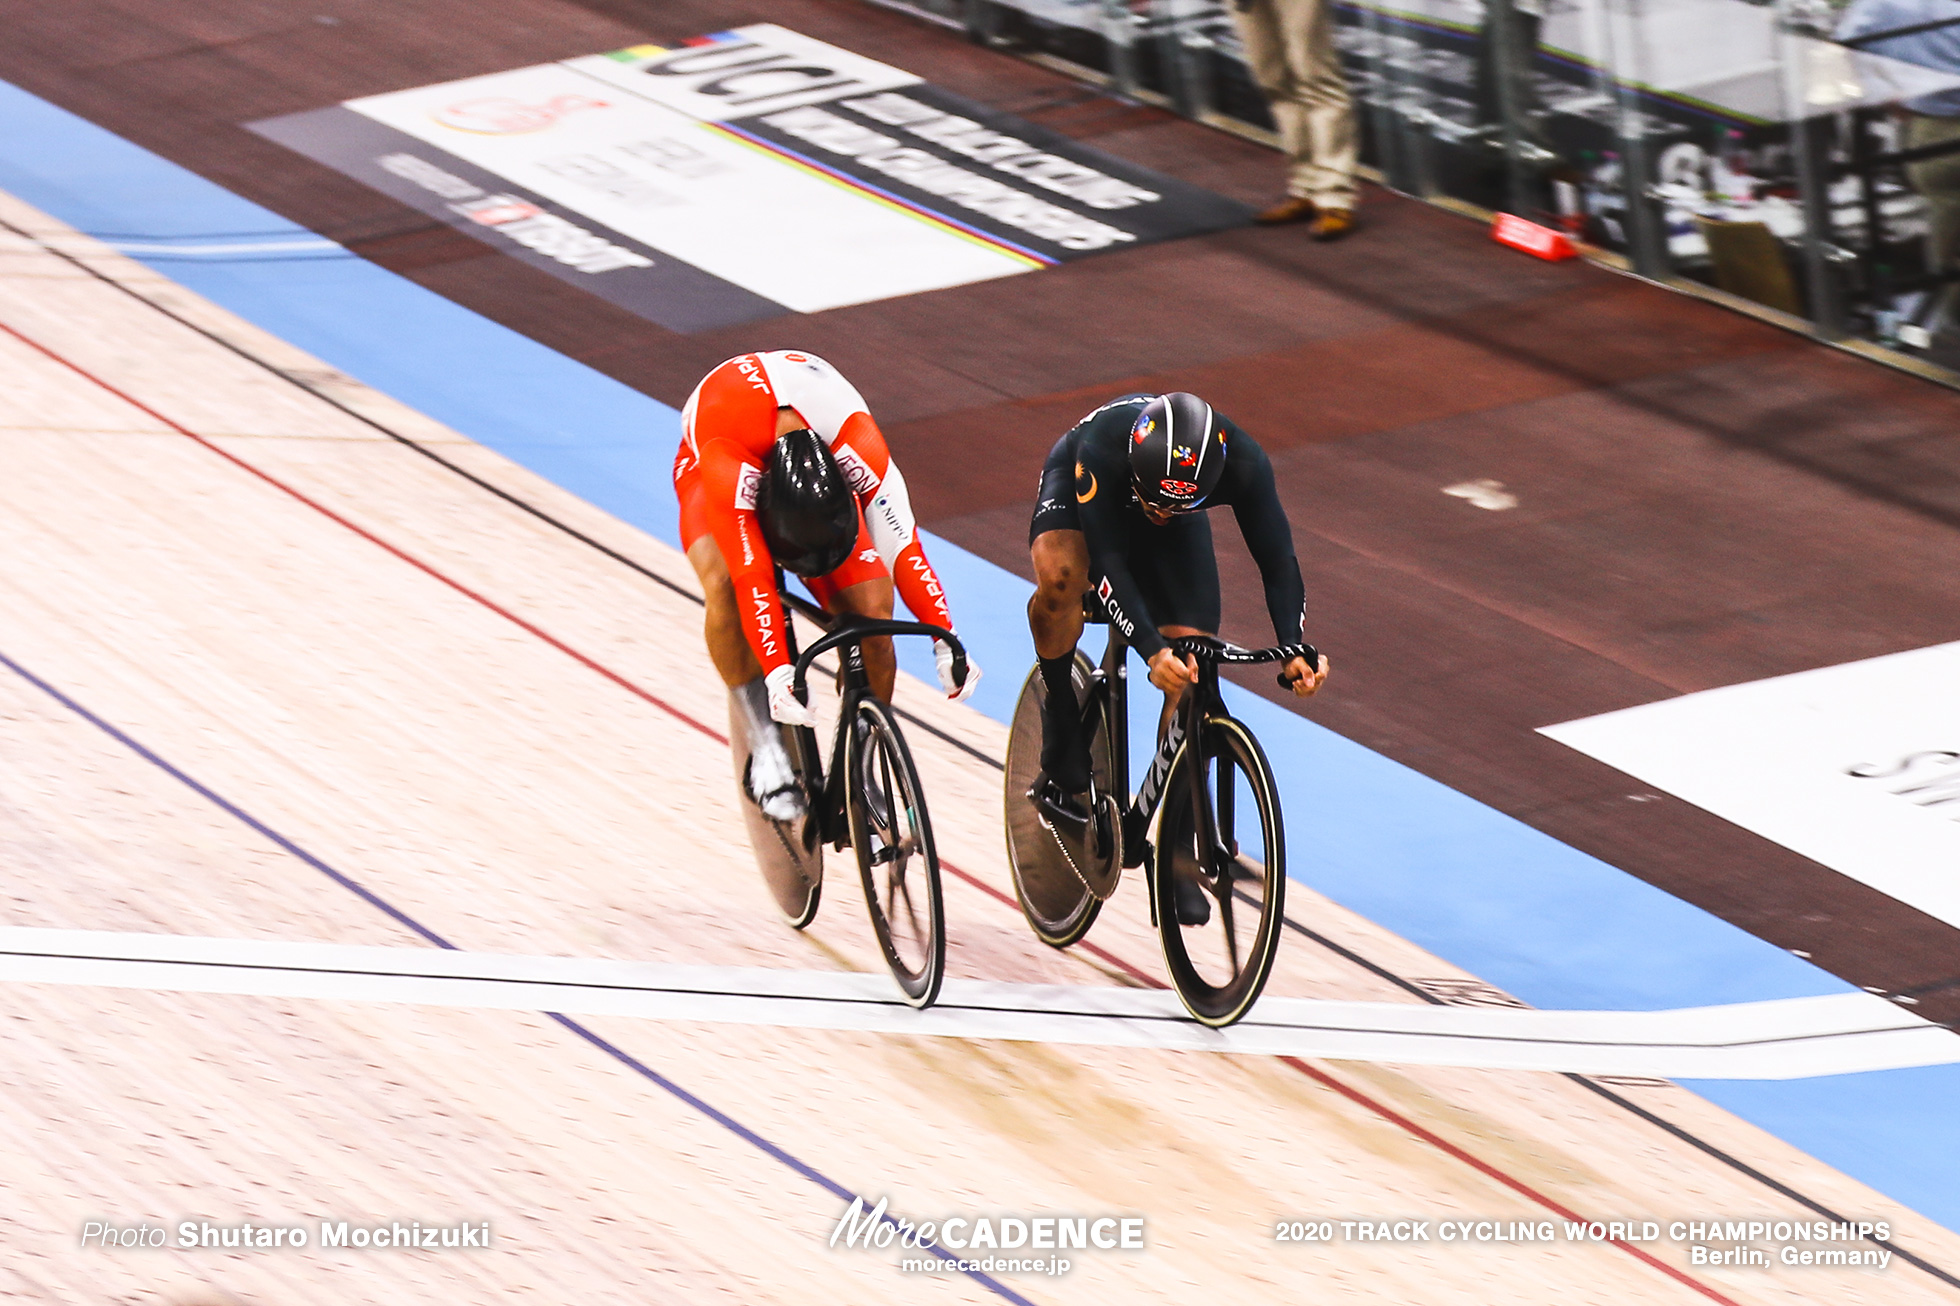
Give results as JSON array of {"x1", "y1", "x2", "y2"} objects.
[{"x1": 0, "y1": 190, "x2": 1953, "y2": 1305}]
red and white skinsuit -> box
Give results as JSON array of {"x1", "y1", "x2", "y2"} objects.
[{"x1": 673, "y1": 350, "x2": 963, "y2": 692}]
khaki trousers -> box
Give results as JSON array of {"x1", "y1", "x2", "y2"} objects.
[
  {"x1": 1904, "y1": 113, "x2": 1960, "y2": 330},
  {"x1": 1233, "y1": 0, "x2": 1359, "y2": 210}
]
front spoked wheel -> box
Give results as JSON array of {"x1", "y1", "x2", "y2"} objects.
[
  {"x1": 1153, "y1": 716, "x2": 1286, "y2": 1027},
  {"x1": 847, "y1": 696, "x2": 945, "y2": 1007}
]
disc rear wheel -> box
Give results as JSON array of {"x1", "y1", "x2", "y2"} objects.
[
  {"x1": 1004, "y1": 656, "x2": 1117, "y2": 947},
  {"x1": 727, "y1": 698, "x2": 821, "y2": 928}
]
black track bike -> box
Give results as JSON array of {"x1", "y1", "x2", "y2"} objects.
[
  {"x1": 730, "y1": 583, "x2": 967, "y2": 1007},
  {"x1": 1005, "y1": 600, "x2": 1313, "y2": 1026}
]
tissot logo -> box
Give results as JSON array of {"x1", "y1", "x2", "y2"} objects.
[{"x1": 432, "y1": 95, "x2": 608, "y2": 134}]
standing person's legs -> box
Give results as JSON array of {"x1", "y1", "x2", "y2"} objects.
[
  {"x1": 1230, "y1": 0, "x2": 1324, "y2": 221},
  {"x1": 1234, "y1": 0, "x2": 1316, "y2": 210},
  {"x1": 1281, "y1": 0, "x2": 1358, "y2": 213},
  {"x1": 1905, "y1": 114, "x2": 1960, "y2": 334}
]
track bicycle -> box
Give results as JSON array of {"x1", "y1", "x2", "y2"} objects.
[
  {"x1": 1005, "y1": 600, "x2": 1314, "y2": 1026},
  {"x1": 729, "y1": 580, "x2": 967, "y2": 1007}
]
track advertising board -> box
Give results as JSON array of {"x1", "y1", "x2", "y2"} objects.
[{"x1": 250, "y1": 25, "x2": 1249, "y2": 332}]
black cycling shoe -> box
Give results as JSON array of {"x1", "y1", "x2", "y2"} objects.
[
  {"x1": 1172, "y1": 870, "x2": 1212, "y2": 927},
  {"x1": 1039, "y1": 697, "x2": 1092, "y2": 794}
]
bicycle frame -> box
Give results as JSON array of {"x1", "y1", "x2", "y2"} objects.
[
  {"x1": 1011, "y1": 603, "x2": 1313, "y2": 1022},
  {"x1": 1050, "y1": 616, "x2": 1313, "y2": 879},
  {"x1": 778, "y1": 586, "x2": 966, "y2": 847},
  {"x1": 1071, "y1": 625, "x2": 1206, "y2": 875}
]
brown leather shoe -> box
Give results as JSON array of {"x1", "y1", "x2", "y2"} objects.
[
  {"x1": 1308, "y1": 208, "x2": 1356, "y2": 241},
  {"x1": 1253, "y1": 195, "x2": 1317, "y2": 225}
]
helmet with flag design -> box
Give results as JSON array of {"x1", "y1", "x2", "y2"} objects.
[{"x1": 1129, "y1": 392, "x2": 1225, "y2": 514}]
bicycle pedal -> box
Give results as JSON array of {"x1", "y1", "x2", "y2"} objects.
[
  {"x1": 868, "y1": 841, "x2": 899, "y2": 866},
  {"x1": 1028, "y1": 779, "x2": 1090, "y2": 835}
]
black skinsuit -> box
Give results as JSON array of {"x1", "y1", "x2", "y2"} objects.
[{"x1": 1029, "y1": 394, "x2": 1307, "y2": 655}]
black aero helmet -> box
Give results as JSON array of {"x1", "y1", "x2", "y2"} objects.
[
  {"x1": 755, "y1": 427, "x2": 858, "y2": 578},
  {"x1": 1130, "y1": 392, "x2": 1226, "y2": 513}
]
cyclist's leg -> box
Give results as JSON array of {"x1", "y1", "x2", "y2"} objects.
[
  {"x1": 1028, "y1": 435, "x2": 1087, "y2": 658},
  {"x1": 1129, "y1": 511, "x2": 1221, "y2": 737},
  {"x1": 806, "y1": 506, "x2": 897, "y2": 701},
  {"x1": 681, "y1": 476, "x2": 801, "y2": 818},
  {"x1": 1131, "y1": 514, "x2": 1222, "y2": 924},
  {"x1": 1029, "y1": 536, "x2": 1092, "y2": 790},
  {"x1": 686, "y1": 533, "x2": 768, "y2": 686},
  {"x1": 1028, "y1": 440, "x2": 1093, "y2": 790}
]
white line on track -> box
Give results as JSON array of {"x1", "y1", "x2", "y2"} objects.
[
  {"x1": 99, "y1": 239, "x2": 345, "y2": 256},
  {"x1": 2, "y1": 928, "x2": 1953, "y2": 1080}
]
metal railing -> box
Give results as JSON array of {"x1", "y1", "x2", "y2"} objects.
[{"x1": 871, "y1": 0, "x2": 1960, "y2": 371}]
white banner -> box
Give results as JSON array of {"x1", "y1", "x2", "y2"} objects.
[
  {"x1": 1541, "y1": 642, "x2": 1960, "y2": 930},
  {"x1": 343, "y1": 52, "x2": 1028, "y2": 314}
]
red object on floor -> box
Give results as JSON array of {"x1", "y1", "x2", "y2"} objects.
[{"x1": 1492, "y1": 212, "x2": 1578, "y2": 261}]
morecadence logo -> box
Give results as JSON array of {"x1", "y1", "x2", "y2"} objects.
[{"x1": 829, "y1": 1195, "x2": 1143, "y2": 1276}]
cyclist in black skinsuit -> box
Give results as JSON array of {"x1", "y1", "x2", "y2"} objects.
[{"x1": 1027, "y1": 391, "x2": 1329, "y2": 792}]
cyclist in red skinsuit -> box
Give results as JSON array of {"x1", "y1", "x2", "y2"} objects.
[{"x1": 675, "y1": 350, "x2": 978, "y2": 818}]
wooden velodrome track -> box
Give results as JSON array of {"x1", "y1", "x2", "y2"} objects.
[
  {"x1": 7, "y1": 0, "x2": 1952, "y2": 1020},
  {"x1": 2, "y1": 195, "x2": 1958, "y2": 1302}
]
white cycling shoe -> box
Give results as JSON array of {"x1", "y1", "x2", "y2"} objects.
[{"x1": 736, "y1": 677, "x2": 807, "y2": 823}]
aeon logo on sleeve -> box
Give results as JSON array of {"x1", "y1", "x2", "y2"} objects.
[
  {"x1": 733, "y1": 462, "x2": 766, "y2": 511},
  {"x1": 432, "y1": 95, "x2": 610, "y2": 134},
  {"x1": 833, "y1": 444, "x2": 880, "y2": 497}
]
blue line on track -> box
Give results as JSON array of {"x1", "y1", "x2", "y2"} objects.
[
  {"x1": 0, "y1": 644, "x2": 1036, "y2": 1305},
  {"x1": 1, "y1": 76, "x2": 1956, "y2": 1230}
]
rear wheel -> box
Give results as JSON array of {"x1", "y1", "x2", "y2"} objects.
[
  {"x1": 847, "y1": 695, "x2": 944, "y2": 1007},
  {"x1": 727, "y1": 698, "x2": 821, "y2": 928},
  {"x1": 1004, "y1": 656, "x2": 1117, "y2": 947},
  {"x1": 1153, "y1": 715, "x2": 1285, "y2": 1027}
]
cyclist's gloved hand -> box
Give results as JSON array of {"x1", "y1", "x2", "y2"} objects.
[
  {"x1": 936, "y1": 639, "x2": 981, "y2": 702},
  {"x1": 764, "y1": 664, "x2": 816, "y2": 728}
]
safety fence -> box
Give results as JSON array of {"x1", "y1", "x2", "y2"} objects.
[{"x1": 873, "y1": 0, "x2": 1960, "y2": 374}]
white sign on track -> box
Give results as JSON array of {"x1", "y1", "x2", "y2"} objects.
[
  {"x1": 251, "y1": 24, "x2": 1248, "y2": 333},
  {"x1": 342, "y1": 51, "x2": 1024, "y2": 315},
  {"x1": 1541, "y1": 641, "x2": 1960, "y2": 930}
]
